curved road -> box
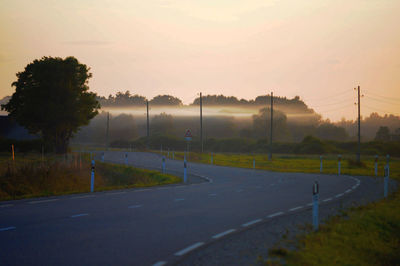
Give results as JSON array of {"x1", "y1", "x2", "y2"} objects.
[{"x1": 0, "y1": 151, "x2": 360, "y2": 266}]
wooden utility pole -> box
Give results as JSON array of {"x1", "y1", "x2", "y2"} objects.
[
  {"x1": 146, "y1": 100, "x2": 150, "y2": 149},
  {"x1": 106, "y1": 112, "x2": 110, "y2": 151},
  {"x1": 357, "y1": 86, "x2": 361, "y2": 163},
  {"x1": 200, "y1": 92, "x2": 203, "y2": 153},
  {"x1": 269, "y1": 92, "x2": 273, "y2": 160}
]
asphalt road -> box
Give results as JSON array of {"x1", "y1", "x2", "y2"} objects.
[{"x1": 0, "y1": 151, "x2": 361, "y2": 266}]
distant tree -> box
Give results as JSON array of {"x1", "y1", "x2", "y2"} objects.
[
  {"x1": 315, "y1": 123, "x2": 348, "y2": 141},
  {"x1": 1, "y1": 56, "x2": 99, "y2": 153},
  {"x1": 150, "y1": 95, "x2": 182, "y2": 106},
  {"x1": 252, "y1": 107, "x2": 288, "y2": 140},
  {"x1": 375, "y1": 126, "x2": 391, "y2": 141},
  {"x1": 152, "y1": 112, "x2": 174, "y2": 135}
]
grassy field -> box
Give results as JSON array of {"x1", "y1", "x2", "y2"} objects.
[
  {"x1": 164, "y1": 151, "x2": 400, "y2": 179},
  {"x1": 0, "y1": 152, "x2": 181, "y2": 201},
  {"x1": 266, "y1": 189, "x2": 400, "y2": 265}
]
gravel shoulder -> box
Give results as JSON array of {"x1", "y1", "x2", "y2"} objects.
[{"x1": 175, "y1": 175, "x2": 398, "y2": 266}]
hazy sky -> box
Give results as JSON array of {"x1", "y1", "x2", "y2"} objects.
[{"x1": 1, "y1": 0, "x2": 399, "y2": 121}]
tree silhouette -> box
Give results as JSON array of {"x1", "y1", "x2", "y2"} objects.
[{"x1": 1, "y1": 56, "x2": 99, "y2": 153}]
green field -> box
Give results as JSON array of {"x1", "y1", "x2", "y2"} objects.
[
  {"x1": 164, "y1": 151, "x2": 400, "y2": 179},
  {"x1": 0, "y1": 152, "x2": 181, "y2": 201}
]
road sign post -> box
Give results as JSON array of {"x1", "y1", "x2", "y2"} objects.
[
  {"x1": 374, "y1": 155, "x2": 378, "y2": 176},
  {"x1": 90, "y1": 160, "x2": 95, "y2": 192},
  {"x1": 338, "y1": 155, "x2": 342, "y2": 175},
  {"x1": 312, "y1": 181, "x2": 319, "y2": 231},
  {"x1": 183, "y1": 158, "x2": 187, "y2": 183}
]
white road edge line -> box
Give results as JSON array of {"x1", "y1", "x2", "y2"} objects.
[
  {"x1": 289, "y1": 206, "x2": 303, "y2": 212},
  {"x1": 174, "y1": 242, "x2": 204, "y2": 256},
  {"x1": 128, "y1": 205, "x2": 143, "y2": 209},
  {"x1": 323, "y1": 198, "x2": 332, "y2": 202},
  {"x1": 106, "y1": 192, "x2": 126, "y2": 195},
  {"x1": 71, "y1": 195, "x2": 95, "y2": 199},
  {"x1": 0, "y1": 226, "x2": 16, "y2": 232},
  {"x1": 345, "y1": 189, "x2": 352, "y2": 193},
  {"x1": 242, "y1": 218, "x2": 262, "y2": 227},
  {"x1": 268, "y1": 212, "x2": 284, "y2": 218},
  {"x1": 335, "y1": 193, "x2": 344, "y2": 198},
  {"x1": 70, "y1": 213, "x2": 89, "y2": 218},
  {"x1": 212, "y1": 229, "x2": 236, "y2": 239},
  {"x1": 153, "y1": 261, "x2": 167, "y2": 266},
  {"x1": 0, "y1": 204, "x2": 14, "y2": 208},
  {"x1": 28, "y1": 199, "x2": 59, "y2": 204}
]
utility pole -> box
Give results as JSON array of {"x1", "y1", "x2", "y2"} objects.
[
  {"x1": 357, "y1": 85, "x2": 361, "y2": 163},
  {"x1": 106, "y1": 112, "x2": 110, "y2": 151},
  {"x1": 146, "y1": 100, "x2": 150, "y2": 149},
  {"x1": 269, "y1": 92, "x2": 273, "y2": 160},
  {"x1": 200, "y1": 92, "x2": 203, "y2": 153}
]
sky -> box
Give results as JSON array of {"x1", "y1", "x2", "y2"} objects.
[{"x1": 0, "y1": 0, "x2": 399, "y2": 121}]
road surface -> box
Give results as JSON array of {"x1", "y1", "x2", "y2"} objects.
[{"x1": 0, "y1": 151, "x2": 361, "y2": 265}]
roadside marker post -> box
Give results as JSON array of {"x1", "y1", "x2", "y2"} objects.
[
  {"x1": 184, "y1": 129, "x2": 192, "y2": 161},
  {"x1": 101, "y1": 152, "x2": 105, "y2": 163},
  {"x1": 11, "y1": 144, "x2": 15, "y2": 161},
  {"x1": 338, "y1": 155, "x2": 342, "y2": 175},
  {"x1": 183, "y1": 158, "x2": 187, "y2": 183},
  {"x1": 320, "y1": 155, "x2": 323, "y2": 173},
  {"x1": 253, "y1": 158, "x2": 255, "y2": 169},
  {"x1": 374, "y1": 155, "x2": 378, "y2": 176},
  {"x1": 312, "y1": 181, "x2": 319, "y2": 231},
  {"x1": 162, "y1": 156, "x2": 166, "y2": 173},
  {"x1": 125, "y1": 153, "x2": 128, "y2": 166},
  {"x1": 90, "y1": 160, "x2": 95, "y2": 192}
]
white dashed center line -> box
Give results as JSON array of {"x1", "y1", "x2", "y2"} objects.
[
  {"x1": 345, "y1": 189, "x2": 352, "y2": 193},
  {"x1": 323, "y1": 198, "x2": 332, "y2": 202},
  {"x1": 174, "y1": 242, "x2": 204, "y2": 256},
  {"x1": 153, "y1": 261, "x2": 167, "y2": 266},
  {"x1": 335, "y1": 193, "x2": 344, "y2": 198},
  {"x1": 212, "y1": 229, "x2": 236, "y2": 239},
  {"x1": 0, "y1": 226, "x2": 16, "y2": 232},
  {"x1": 128, "y1": 205, "x2": 143, "y2": 209},
  {"x1": 70, "y1": 213, "x2": 89, "y2": 218}
]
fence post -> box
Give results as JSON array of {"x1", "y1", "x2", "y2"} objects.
[
  {"x1": 90, "y1": 160, "x2": 95, "y2": 192},
  {"x1": 312, "y1": 181, "x2": 319, "y2": 231},
  {"x1": 320, "y1": 155, "x2": 323, "y2": 173},
  {"x1": 374, "y1": 155, "x2": 378, "y2": 176},
  {"x1": 338, "y1": 155, "x2": 342, "y2": 175}
]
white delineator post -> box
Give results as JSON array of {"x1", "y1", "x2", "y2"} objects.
[
  {"x1": 183, "y1": 157, "x2": 187, "y2": 183},
  {"x1": 90, "y1": 160, "x2": 95, "y2": 192},
  {"x1": 320, "y1": 155, "x2": 323, "y2": 173},
  {"x1": 374, "y1": 155, "x2": 378, "y2": 176},
  {"x1": 125, "y1": 152, "x2": 128, "y2": 165},
  {"x1": 312, "y1": 181, "x2": 319, "y2": 231},
  {"x1": 384, "y1": 154, "x2": 390, "y2": 198},
  {"x1": 162, "y1": 156, "x2": 166, "y2": 173},
  {"x1": 101, "y1": 152, "x2": 105, "y2": 163},
  {"x1": 253, "y1": 158, "x2": 255, "y2": 169},
  {"x1": 338, "y1": 155, "x2": 342, "y2": 175}
]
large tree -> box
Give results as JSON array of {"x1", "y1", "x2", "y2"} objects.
[{"x1": 1, "y1": 56, "x2": 99, "y2": 153}]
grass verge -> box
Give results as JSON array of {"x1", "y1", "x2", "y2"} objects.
[
  {"x1": 0, "y1": 152, "x2": 181, "y2": 201},
  {"x1": 166, "y1": 151, "x2": 400, "y2": 179},
  {"x1": 266, "y1": 189, "x2": 400, "y2": 265}
]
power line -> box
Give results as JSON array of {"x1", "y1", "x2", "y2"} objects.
[
  {"x1": 363, "y1": 104, "x2": 400, "y2": 116},
  {"x1": 364, "y1": 95, "x2": 400, "y2": 105},
  {"x1": 302, "y1": 89, "x2": 353, "y2": 102},
  {"x1": 363, "y1": 90, "x2": 400, "y2": 102}
]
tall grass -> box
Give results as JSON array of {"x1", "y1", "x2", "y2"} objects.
[{"x1": 0, "y1": 152, "x2": 180, "y2": 201}]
